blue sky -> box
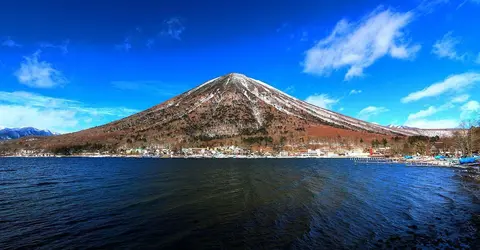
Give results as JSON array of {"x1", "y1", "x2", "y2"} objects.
[{"x1": 1, "y1": 0, "x2": 480, "y2": 133}]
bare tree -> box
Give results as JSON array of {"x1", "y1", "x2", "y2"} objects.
[{"x1": 455, "y1": 115, "x2": 480, "y2": 156}]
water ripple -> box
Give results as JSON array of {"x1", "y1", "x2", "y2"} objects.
[{"x1": 0, "y1": 158, "x2": 478, "y2": 249}]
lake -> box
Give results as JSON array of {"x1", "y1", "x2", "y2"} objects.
[{"x1": 1, "y1": 158, "x2": 479, "y2": 249}]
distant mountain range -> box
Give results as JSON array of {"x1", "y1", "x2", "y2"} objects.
[
  {"x1": 0, "y1": 73, "x2": 461, "y2": 153},
  {"x1": 0, "y1": 127, "x2": 58, "y2": 140},
  {"x1": 386, "y1": 125, "x2": 460, "y2": 137}
]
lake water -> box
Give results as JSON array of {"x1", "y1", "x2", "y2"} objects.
[{"x1": 1, "y1": 158, "x2": 479, "y2": 249}]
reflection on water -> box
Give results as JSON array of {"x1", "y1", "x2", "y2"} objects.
[{"x1": 0, "y1": 158, "x2": 479, "y2": 249}]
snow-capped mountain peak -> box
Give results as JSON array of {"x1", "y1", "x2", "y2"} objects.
[{"x1": 0, "y1": 127, "x2": 59, "y2": 140}]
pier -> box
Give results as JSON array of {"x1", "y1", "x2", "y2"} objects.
[
  {"x1": 350, "y1": 157, "x2": 401, "y2": 164},
  {"x1": 350, "y1": 157, "x2": 473, "y2": 168}
]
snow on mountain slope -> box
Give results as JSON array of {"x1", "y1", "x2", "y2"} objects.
[
  {"x1": 386, "y1": 125, "x2": 460, "y2": 137},
  {"x1": 161, "y1": 73, "x2": 415, "y2": 135}
]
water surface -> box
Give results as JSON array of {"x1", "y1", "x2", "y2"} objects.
[{"x1": 1, "y1": 158, "x2": 479, "y2": 249}]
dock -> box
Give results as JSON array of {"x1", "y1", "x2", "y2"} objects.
[
  {"x1": 350, "y1": 157, "x2": 477, "y2": 168},
  {"x1": 350, "y1": 157, "x2": 401, "y2": 164}
]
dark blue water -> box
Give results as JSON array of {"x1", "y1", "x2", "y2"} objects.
[{"x1": 1, "y1": 158, "x2": 479, "y2": 249}]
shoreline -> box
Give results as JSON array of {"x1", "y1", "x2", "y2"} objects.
[
  {"x1": 0, "y1": 155, "x2": 359, "y2": 159},
  {"x1": 1, "y1": 155, "x2": 477, "y2": 169}
]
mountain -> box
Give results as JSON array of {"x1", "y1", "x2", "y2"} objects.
[
  {"x1": 0, "y1": 127, "x2": 58, "y2": 140},
  {"x1": 0, "y1": 73, "x2": 457, "y2": 153},
  {"x1": 386, "y1": 125, "x2": 461, "y2": 137}
]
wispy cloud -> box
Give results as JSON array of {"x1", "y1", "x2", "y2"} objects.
[
  {"x1": 284, "y1": 85, "x2": 295, "y2": 94},
  {"x1": 401, "y1": 72, "x2": 480, "y2": 103},
  {"x1": 40, "y1": 39, "x2": 69, "y2": 54},
  {"x1": 15, "y1": 50, "x2": 68, "y2": 88},
  {"x1": 305, "y1": 94, "x2": 339, "y2": 109},
  {"x1": 357, "y1": 106, "x2": 389, "y2": 120},
  {"x1": 432, "y1": 32, "x2": 465, "y2": 60},
  {"x1": 407, "y1": 106, "x2": 439, "y2": 121},
  {"x1": 0, "y1": 91, "x2": 78, "y2": 108},
  {"x1": 115, "y1": 37, "x2": 132, "y2": 52},
  {"x1": 404, "y1": 94, "x2": 472, "y2": 128},
  {"x1": 458, "y1": 0, "x2": 480, "y2": 9},
  {"x1": 1, "y1": 37, "x2": 21, "y2": 47},
  {"x1": 404, "y1": 94, "x2": 471, "y2": 127},
  {"x1": 451, "y1": 94, "x2": 470, "y2": 103},
  {"x1": 416, "y1": 0, "x2": 450, "y2": 13},
  {"x1": 146, "y1": 38, "x2": 155, "y2": 48},
  {"x1": 349, "y1": 89, "x2": 362, "y2": 95},
  {"x1": 404, "y1": 119, "x2": 459, "y2": 129},
  {"x1": 161, "y1": 17, "x2": 185, "y2": 40},
  {"x1": 460, "y1": 100, "x2": 480, "y2": 120},
  {"x1": 145, "y1": 17, "x2": 186, "y2": 47},
  {"x1": 300, "y1": 31, "x2": 308, "y2": 42},
  {"x1": 0, "y1": 91, "x2": 138, "y2": 133},
  {"x1": 475, "y1": 53, "x2": 480, "y2": 64},
  {"x1": 303, "y1": 7, "x2": 420, "y2": 80},
  {"x1": 111, "y1": 80, "x2": 185, "y2": 96},
  {"x1": 276, "y1": 23, "x2": 290, "y2": 33}
]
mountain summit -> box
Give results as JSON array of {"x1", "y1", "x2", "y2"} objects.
[{"x1": 0, "y1": 73, "x2": 456, "y2": 152}]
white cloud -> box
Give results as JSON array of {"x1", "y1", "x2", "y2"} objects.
[
  {"x1": 451, "y1": 94, "x2": 470, "y2": 103},
  {"x1": 14, "y1": 50, "x2": 68, "y2": 88},
  {"x1": 0, "y1": 91, "x2": 138, "y2": 133},
  {"x1": 475, "y1": 53, "x2": 480, "y2": 64},
  {"x1": 404, "y1": 119, "x2": 459, "y2": 129},
  {"x1": 2, "y1": 37, "x2": 21, "y2": 47},
  {"x1": 0, "y1": 105, "x2": 77, "y2": 133},
  {"x1": 357, "y1": 106, "x2": 389, "y2": 120},
  {"x1": 390, "y1": 44, "x2": 421, "y2": 59},
  {"x1": 349, "y1": 89, "x2": 362, "y2": 95},
  {"x1": 460, "y1": 100, "x2": 480, "y2": 119},
  {"x1": 303, "y1": 8, "x2": 420, "y2": 80},
  {"x1": 162, "y1": 17, "x2": 185, "y2": 40},
  {"x1": 407, "y1": 106, "x2": 438, "y2": 120},
  {"x1": 305, "y1": 94, "x2": 339, "y2": 109},
  {"x1": 404, "y1": 95, "x2": 473, "y2": 127},
  {"x1": 432, "y1": 32, "x2": 464, "y2": 60},
  {"x1": 401, "y1": 72, "x2": 480, "y2": 103}
]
